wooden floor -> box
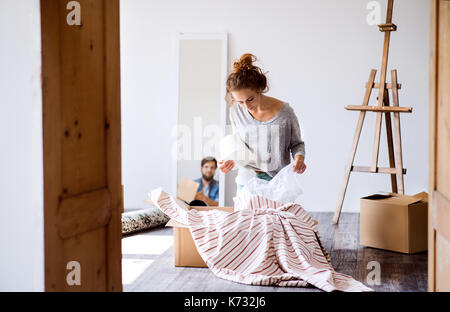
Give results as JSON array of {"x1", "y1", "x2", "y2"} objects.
[{"x1": 122, "y1": 212, "x2": 427, "y2": 292}]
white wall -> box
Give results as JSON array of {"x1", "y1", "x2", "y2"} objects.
[
  {"x1": 121, "y1": 0, "x2": 429, "y2": 212},
  {"x1": 0, "y1": 0, "x2": 44, "y2": 290}
]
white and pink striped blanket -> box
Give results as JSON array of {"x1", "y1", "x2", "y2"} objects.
[{"x1": 150, "y1": 187, "x2": 373, "y2": 292}]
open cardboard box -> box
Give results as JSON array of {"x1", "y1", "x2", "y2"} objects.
[
  {"x1": 166, "y1": 205, "x2": 234, "y2": 267},
  {"x1": 360, "y1": 191, "x2": 428, "y2": 254}
]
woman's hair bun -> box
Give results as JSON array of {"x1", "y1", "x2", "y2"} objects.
[
  {"x1": 225, "y1": 53, "x2": 269, "y2": 106},
  {"x1": 232, "y1": 53, "x2": 257, "y2": 73}
]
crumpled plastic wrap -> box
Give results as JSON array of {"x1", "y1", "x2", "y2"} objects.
[{"x1": 240, "y1": 161, "x2": 304, "y2": 205}]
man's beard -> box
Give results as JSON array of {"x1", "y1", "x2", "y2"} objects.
[{"x1": 202, "y1": 174, "x2": 214, "y2": 182}]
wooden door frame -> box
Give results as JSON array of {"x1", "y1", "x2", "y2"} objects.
[
  {"x1": 428, "y1": 0, "x2": 437, "y2": 292},
  {"x1": 428, "y1": 0, "x2": 450, "y2": 292},
  {"x1": 41, "y1": 0, "x2": 122, "y2": 291}
]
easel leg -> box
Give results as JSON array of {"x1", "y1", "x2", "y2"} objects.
[
  {"x1": 383, "y1": 89, "x2": 398, "y2": 193},
  {"x1": 391, "y1": 70, "x2": 405, "y2": 194},
  {"x1": 371, "y1": 110, "x2": 383, "y2": 172},
  {"x1": 333, "y1": 111, "x2": 367, "y2": 224},
  {"x1": 333, "y1": 70, "x2": 377, "y2": 224}
]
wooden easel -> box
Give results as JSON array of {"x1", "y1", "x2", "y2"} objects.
[{"x1": 333, "y1": 0, "x2": 412, "y2": 224}]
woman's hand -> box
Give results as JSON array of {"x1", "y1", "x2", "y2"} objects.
[
  {"x1": 219, "y1": 160, "x2": 235, "y2": 174},
  {"x1": 293, "y1": 155, "x2": 306, "y2": 174}
]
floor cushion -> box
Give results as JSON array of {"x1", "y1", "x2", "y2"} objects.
[{"x1": 122, "y1": 208, "x2": 170, "y2": 235}]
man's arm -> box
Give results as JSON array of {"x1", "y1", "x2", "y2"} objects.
[
  {"x1": 203, "y1": 196, "x2": 218, "y2": 207},
  {"x1": 194, "y1": 190, "x2": 218, "y2": 206}
]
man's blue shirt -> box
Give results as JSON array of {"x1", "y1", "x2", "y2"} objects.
[{"x1": 195, "y1": 178, "x2": 219, "y2": 202}]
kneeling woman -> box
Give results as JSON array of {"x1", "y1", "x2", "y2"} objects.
[{"x1": 219, "y1": 53, "x2": 307, "y2": 190}]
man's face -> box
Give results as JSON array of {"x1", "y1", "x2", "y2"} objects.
[{"x1": 201, "y1": 161, "x2": 216, "y2": 181}]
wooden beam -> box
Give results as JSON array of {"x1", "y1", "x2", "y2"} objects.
[
  {"x1": 351, "y1": 165, "x2": 406, "y2": 175},
  {"x1": 433, "y1": 190, "x2": 450, "y2": 244},
  {"x1": 378, "y1": 23, "x2": 397, "y2": 32},
  {"x1": 377, "y1": 0, "x2": 395, "y2": 107},
  {"x1": 57, "y1": 188, "x2": 112, "y2": 239},
  {"x1": 345, "y1": 105, "x2": 412, "y2": 113},
  {"x1": 365, "y1": 82, "x2": 402, "y2": 89}
]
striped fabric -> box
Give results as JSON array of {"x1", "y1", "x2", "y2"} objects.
[{"x1": 151, "y1": 187, "x2": 373, "y2": 292}]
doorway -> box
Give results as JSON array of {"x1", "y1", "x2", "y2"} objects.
[{"x1": 41, "y1": 0, "x2": 122, "y2": 291}]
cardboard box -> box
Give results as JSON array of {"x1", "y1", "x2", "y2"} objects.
[
  {"x1": 360, "y1": 191, "x2": 428, "y2": 254},
  {"x1": 166, "y1": 206, "x2": 234, "y2": 267}
]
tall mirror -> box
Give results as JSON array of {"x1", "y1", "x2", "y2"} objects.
[{"x1": 174, "y1": 33, "x2": 227, "y2": 207}]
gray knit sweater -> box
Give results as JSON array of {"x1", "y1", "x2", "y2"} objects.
[{"x1": 229, "y1": 101, "x2": 305, "y2": 178}]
